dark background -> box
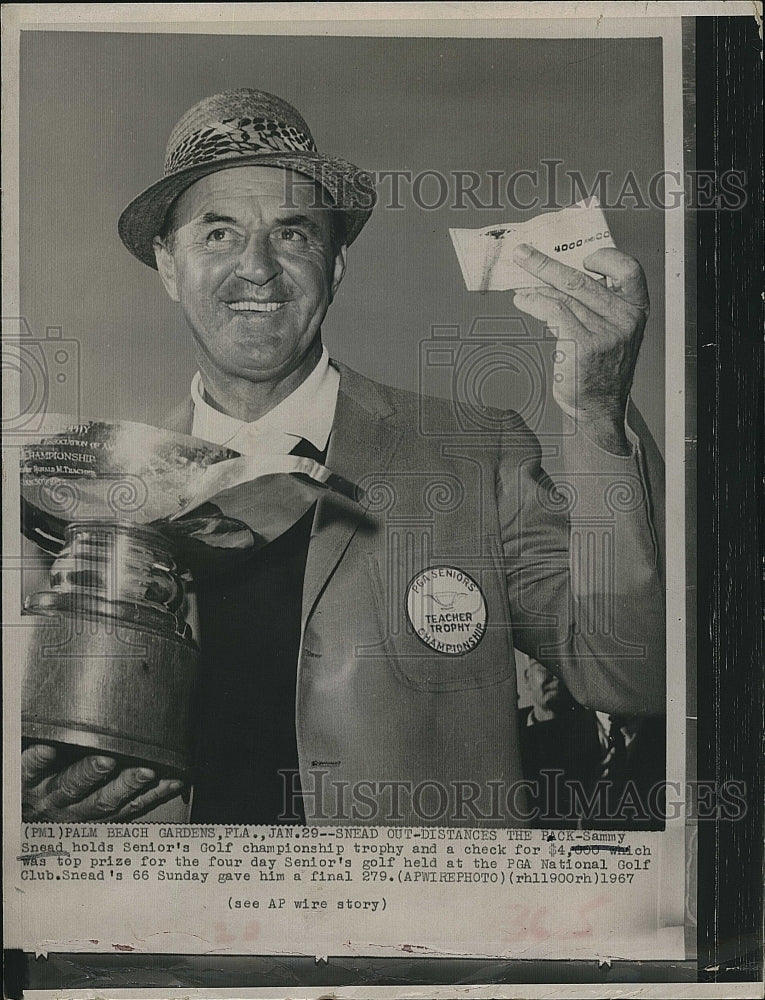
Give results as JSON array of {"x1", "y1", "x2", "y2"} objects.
[
  {"x1": 694, "y1": 13, "x2": 763, "y2": 984},
  {"x1": 19, "y1": 30, "x2": 665, "y2": 447}
]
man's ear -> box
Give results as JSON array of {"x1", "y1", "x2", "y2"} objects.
[
  {"x1": 153, "y1": 236, "x2": 180, "y2": 302},
  {"x1": 329, "y1": 245, "x2": 347, "y2": 302}
]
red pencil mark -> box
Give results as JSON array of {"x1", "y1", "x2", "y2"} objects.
[
  {"x1": 569, "y1": 893, "x2": 610, "y2": 939},
  {"x1": 500, "y1": 893, "x2": 610, "y2": 944},
  {"x1": 212, "y1": 921, "x2": 235, "y2": 946},
  {"x1": 242, "y1": 920, "x2": 260, "y2": 942}
]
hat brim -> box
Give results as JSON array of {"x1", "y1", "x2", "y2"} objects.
[{"x1": 118, "y1": 151, "x2": 376, "y2": 268}]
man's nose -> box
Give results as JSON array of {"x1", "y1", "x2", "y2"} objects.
[{"x1": 234, "y1": 234, "x2": 282, "y2": 284}]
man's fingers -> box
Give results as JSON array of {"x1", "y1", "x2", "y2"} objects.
[
  {"x1": 45, "y1": 755, "x2": 117, "y2": 809},
  {"x1": 21, "y1": 744, "x2": 59, "y2": 787},
  {"x1": 582, "y1": 248, "x2": 650, "y2": 311},
  {"x1": 515, "y1": 286, "x2": 610, "y2": 338},
  {"x1": 513, "y1": 244, "x2": 649, "y2": 327},
  {"x1": 110, "y1": 778, "x2": 186, "y2": 821},
  {"x1": 26, "y1": 756, "x2": 170, "y2": 821},
  {"x1": 513, "y1": 243, "x2": 616, "y2": 314},
  {"x1": 74, "y1": 766, "x2": 158, "y2": 818},
  {"x1": 513, "y1": 289, "x2": 586, "y2": 337}
]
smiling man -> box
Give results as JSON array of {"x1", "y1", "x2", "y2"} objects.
[
  {"x1": 154, "y1": 166, "x2": 347, "y2": 421},
  {"x1": 22, "y1": 89, "x2": 666, "y2": 827}
]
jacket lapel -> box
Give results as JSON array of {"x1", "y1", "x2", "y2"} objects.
[
  {"x1": 160, "y1": 365, "x2": 404, "y2": 628},
  {"x1": 301, "y1": 364, "x2": 403, "y2": 626}
]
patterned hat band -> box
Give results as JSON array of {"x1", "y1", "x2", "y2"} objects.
[
  {"x1": 165, "y1": 117, "x2": 316, "y2": 174},
  {"x1": 119, "y1": 89, "x2": 375, "y2": 267}
]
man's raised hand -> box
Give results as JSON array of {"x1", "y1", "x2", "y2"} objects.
[{"x1": 512, "y1": 244, "x2": 650, "y2": 455}]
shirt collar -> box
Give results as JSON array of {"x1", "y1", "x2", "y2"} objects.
[
  {"x1": 595, "y1": 711, "x2": 639, "y2": 748},
  {"x1": 190, "y1": 347, "x2": 339, "y2": 456}
]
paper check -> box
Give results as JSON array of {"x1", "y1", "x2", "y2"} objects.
[{"x1": 449, "y1": 197, "x2": 616, "y2": 291}]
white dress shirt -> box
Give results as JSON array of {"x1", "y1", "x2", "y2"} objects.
[
  {"x1": 190, "y1": 347, "x2": 339, "y2": 456},
  {"x1": 595, "y1": 711, "x2": 639, "y2": 752}
]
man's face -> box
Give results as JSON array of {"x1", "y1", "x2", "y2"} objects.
[
  {"x1": 153, "y1": 166, "x2": 346, "y2": 384},
  {"x1": 524, "y1": 658, "x2": 570, "y2": 715}
]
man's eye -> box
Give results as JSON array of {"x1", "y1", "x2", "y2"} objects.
[
  {"x1": 277, "y1": 228, "x2": 307, "y2": 243},
  {"x1": 205, "y1": 228, "x2": 234, "y2": 245}
]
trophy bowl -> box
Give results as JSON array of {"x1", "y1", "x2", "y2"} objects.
[
  {"x1": 20, "y1": 416, "x2": 361, "y2": 776},
  {"x1": 23, "y1": 520, "x2": 201, "y2": 772}
]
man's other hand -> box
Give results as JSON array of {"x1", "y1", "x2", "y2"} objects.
[
  {"x1": 512, "y1": 245, "x2": 650, "y2": 455},
  {"x1": 22, "y1": 744, "x2": 184, "y2": 821}
]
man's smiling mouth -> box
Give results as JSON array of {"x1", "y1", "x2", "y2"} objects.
[{"x1": 226, "y1": 301, "x2": 286, "y2": 312}]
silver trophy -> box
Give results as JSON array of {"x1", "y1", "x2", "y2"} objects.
[{"x1": 20, "y1": 416, "x2": 360, "y2": 775}]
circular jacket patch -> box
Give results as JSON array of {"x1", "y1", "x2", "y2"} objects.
[{"x1": 406, "y1": 566, "x2": 487, "y2": 656}]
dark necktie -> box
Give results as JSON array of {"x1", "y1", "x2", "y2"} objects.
[
  {"x1": 602, "y1": 715, "x2": 628, "y2": 784},
  {"x1": 290, "y1": 436, "x2": 327, "y2": 463}
]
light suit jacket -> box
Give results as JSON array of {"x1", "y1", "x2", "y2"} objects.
[{"x1": 162, "y1": 361, "x2": 665, "y2": 827}]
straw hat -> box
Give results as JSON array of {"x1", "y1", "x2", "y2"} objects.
[{"x1": 119, "y1": 89, "x2": 376, "y2": 268}]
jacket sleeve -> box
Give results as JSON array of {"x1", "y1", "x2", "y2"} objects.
[{"x1": 496, "y1": 402, "x2": 665, "y2": 716}]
